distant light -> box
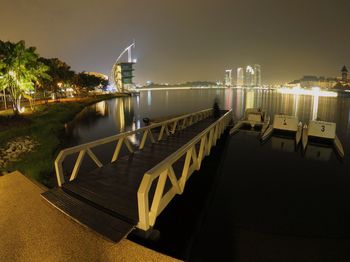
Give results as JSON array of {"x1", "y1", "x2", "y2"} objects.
[
  {"x1": 246, "y1": 65, "x2": 254, "y2": 74},
  {"x1": 277, "y1": 87, "x2": 337, "y2": 97},
  {"x1": 133, "y1": 58, "x2": 137, "y2": 63}
]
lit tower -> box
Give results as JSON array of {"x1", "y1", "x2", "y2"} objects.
[
  {"x1": 237, "y1": 67, "x2": 244, "y2": 86},
  {"x1": 254, "y1": 64, "x2": 261, "y2": 87},
  {"x1": 225, "y1": 69, "x2": 232, "y2": 87},
  {"x1": 245, "y1": 65, "x2": 255, "y2": 87},
  {"x1": 111, "y1": 41, "x2": 137, "y2": 93},
  {"x1": 341, "y1": 65, "x2": 348, "y2": 82}
]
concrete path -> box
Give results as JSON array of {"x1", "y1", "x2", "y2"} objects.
[{"x1": 0, "y1": 171, "x2": 180, "y2": 262}]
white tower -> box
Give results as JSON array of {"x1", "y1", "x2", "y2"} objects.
[
  {"x1": 237, "y1": 67, "x2": 244, "y2": 86},
  {"x1": 254, "y1": 64, "x2": 261, "y2": 87},
  {"x1": 245, "y1": 65, "x2": 255, "y2": 87},
  {"x1": 111, "y1": 41, "x2": 137, "y2": 93},
  {"x1": 225, "y1": 69, "x2": 232, "y2": 87}
]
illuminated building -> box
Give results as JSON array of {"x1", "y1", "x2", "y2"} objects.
[
  {"x1": 245, "y1": 65, "x2": 255, "y2": 87},
  {"x1": 236, "y1": 65, "x2": 262, "y2": 87},
  {"x1": 225, "y1": 69, "x2": 232, "y2": 87},
  {"x1": 114, "y1": 62, "x2": 135, "y2": 93},
  {"x1": 111, "y1": 41, "x2": 137, "y2": 93},
  {"x1": 254, "y1": 64, "x2": 261, "y2": 86},
  {"x1": 341, "y1": 65, "x2": 348, "y2": 82},
  {"x1": 236, "y1": 67, "x2": 244, "y2": 86},
  {"x1": 287, "y1": 66, "x2": 350, "y2": 89}
]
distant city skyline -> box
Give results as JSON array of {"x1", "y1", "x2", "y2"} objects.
[
  {"x1": 1, "y1": 0, "x2": 350, "y2": 84},
  {"x1": 235, "y1": 65, "x2": 262, "y2": 87}
]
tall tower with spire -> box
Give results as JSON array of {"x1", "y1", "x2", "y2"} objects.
[{"x1": 341, "y1": 65, "x2": 348, "y2": 82}]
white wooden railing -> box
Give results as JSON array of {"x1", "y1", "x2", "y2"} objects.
[
  {"x1": 54, "y1": 109, "x2": 213, "y2": 187},
  {"x1": 137, "y1": 109, "x2": 232, "y2": 231}
]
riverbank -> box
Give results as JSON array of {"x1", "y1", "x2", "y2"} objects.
[{"x1": 0, "y1": 93, "x2": 127, "y2": 186}]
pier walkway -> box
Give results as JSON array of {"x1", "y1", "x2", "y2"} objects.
[{"x1": 42, "y1": 109, "x2": 232, "y2": 242}]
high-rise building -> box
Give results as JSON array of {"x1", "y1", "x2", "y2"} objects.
[
  {"x1": 254, "y1": 64, "x2": 261, "y2": 86},
  {"x1": 225, "y1": 69, "x2": 232, "y2": 87},
  {"x1": 245, "y1": 65, "x2": 255, "y2": 87},
  {"x1": 237, "y1": 67, "x2": 244, "y2": 86},
  {"x1": 236, "y1": 64, "x2": 262, "y2": 87},
  {"x1": 114, "y1": 62, "x2": 135, "y2": 93},
  {"x1": 341, "y1": 65, "x2": 348, "y2": 82}
]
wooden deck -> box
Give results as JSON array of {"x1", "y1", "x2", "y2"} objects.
[{"x1": 42, "y1": 110, "x2": 230, "y2": 242}]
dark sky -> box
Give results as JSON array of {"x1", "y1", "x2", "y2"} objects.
[{"x1": 1, "y1": 0, "x2": 350, "y2": 84}]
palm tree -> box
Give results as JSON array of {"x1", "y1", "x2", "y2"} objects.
[{"x1": 0, "y1": 40, "x2": 50, "y2": 114}]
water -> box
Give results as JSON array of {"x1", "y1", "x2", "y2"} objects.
[
  {"x1": 65, "y1": 89, "x2": 350, "y2": 260},
  {"x1": 66, "y1": 89, "x2": 350, "y2": 147}
]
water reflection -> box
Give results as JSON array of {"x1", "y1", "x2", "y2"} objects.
[
  {"x1": 67, "y1": 100, "x2": 109, "y2": 129},
  {"x1": 305, "y1": 145, "x2": 332, "y2": 162},
  {"x1": 292, "y1": 94, "x2": 299, "y2": 116},
  {"x1": 235, "y1": 90, "x2": 341, "y2": 126},
  {"x1": 128, "y1": 121, "x2": 140, "y2": 145},
  {"x1": 270, "y1": 136, "x2": 295, "y2": 153},
  {"x1": 114, "y1": 98, "x2": 125, "y2": 131},
  {"x1": 311, "y1": 94, "x2": 319, "y2": 120},
  {"x1": 66, "y1": 89, "x2": 350, "y2": 157}
]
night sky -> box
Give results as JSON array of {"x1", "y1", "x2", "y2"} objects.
[{"x1": 1, "y1": 0, "x2": 350, "y2": 84}]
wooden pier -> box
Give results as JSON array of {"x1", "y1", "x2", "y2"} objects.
[{"x1": 42, "y1": 109, "x2": 232, "y2": 242}]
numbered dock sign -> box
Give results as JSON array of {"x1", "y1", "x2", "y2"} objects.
[
  {"x1": 273, "y1": 115, "x2": 298, "y2": 132},
  {"x1": 308, "y1": 121, "x2": 336, "y2": 139}
]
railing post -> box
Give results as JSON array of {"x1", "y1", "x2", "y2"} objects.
[
  {"x1": 179, "y1": 149, "x2": 192, "y2": 190},
  {"x1": 54, "y1": 155, "x2": 65, "y2": 187},
  {"x1": 139, "y1": 130, "x2": 149, "y2": 149},
  {"x1": 124, "y1": 138, "x2": 134, "y2": 153},
  {"x1": 158, "y1": 125, "x2": 166, "y2": 141},
  {"x1": 87, "y1": 148, "x2": 103, "y2": 167},
  {"x1": 197, "y1": 136, "x2": 206, "y2": 170},
  {"x1": 149, "y1": 170, "x2": 168, "y2": 225},
  {"x1": 137, "y1": 174, "x2": 152, "y2": 231},
  {"x1": 111, "y1": 138, "x2": 124, "y2": 162},
  {"x1": 70, "y1": 150, "x2": 86, "y2": 181},
  {"x1": 206, "y1": 129, "x2": 214, "y2": 156},
  {"x1": 171, "y1": 121, "x2": 178, "y2": 134}
]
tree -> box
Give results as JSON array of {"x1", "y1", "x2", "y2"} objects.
[
  {"x1": 38, "y1": 57, "x2": 75, "y2": 97},
  {"x1": 74, "y1": 72, "x2": 108, "y2": 94},
  {"x1": 0, "y1": 40, "x2": 50, "y2": 114}
]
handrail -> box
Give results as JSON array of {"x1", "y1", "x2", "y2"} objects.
[
  {"x1": 54, "y1": 108, "x2": 213, "y2": 186},
  {"x1": 137, "y1": 109, "x2": 232, "y2": 231}
]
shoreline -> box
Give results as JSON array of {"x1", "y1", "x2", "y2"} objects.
[{"x1": 0, "y1": 93, "x2": 127, "y2": 186}]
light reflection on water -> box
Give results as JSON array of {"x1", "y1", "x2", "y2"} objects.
[{"x1": 65, "y1": 89, "x2": 350, "y2": 161}]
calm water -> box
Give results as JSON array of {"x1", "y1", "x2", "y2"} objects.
[
  {"x1": 65, "y1": 89, "x2": 350, "y2": 261},
  {"x1": 66, "y1": 89, "x2": 350, "y2": 148}
]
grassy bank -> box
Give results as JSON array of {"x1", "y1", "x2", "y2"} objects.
[{"x1": 0, "y1": 94, "x2": 126, "y2": 186}]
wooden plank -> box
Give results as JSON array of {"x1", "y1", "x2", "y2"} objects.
[{"x1": 43, "y1": 111, "x2": 228, "y2": 239}]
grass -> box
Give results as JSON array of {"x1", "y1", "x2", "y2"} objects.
[{"x1": 0, "y1": 94, "x2": 124, "y2": 186}]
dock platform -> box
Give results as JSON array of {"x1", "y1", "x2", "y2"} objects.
[{"x1": 42, "y1": 109, "x2": 232, "y2": 242}]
